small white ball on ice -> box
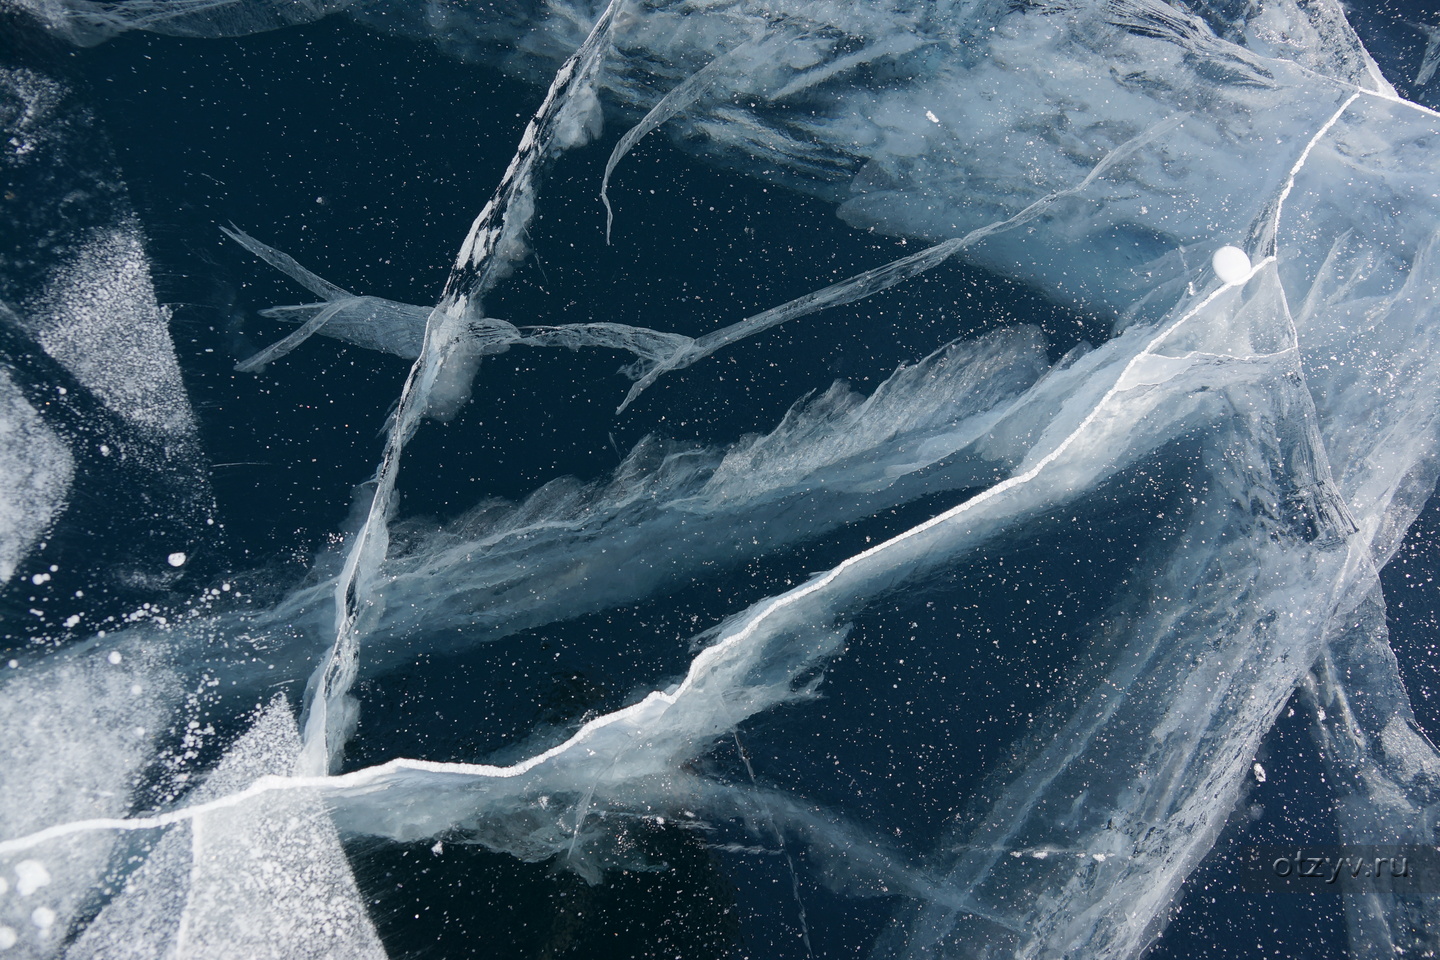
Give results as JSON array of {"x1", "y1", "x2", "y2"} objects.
[{"x1": 1212, "y1": 245, "x2": 1252, "y2": 285}]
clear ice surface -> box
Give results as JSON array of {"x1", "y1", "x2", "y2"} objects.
[{"x1": 3, "y1": 0, "x2": 1440, "y2": 958}]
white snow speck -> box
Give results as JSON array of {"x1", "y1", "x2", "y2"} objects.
[
  {"x1": 0, "y1": 925, "x2": 16, "y2": 949},
  {"x1": 167, "y1": 552, "x2": 186, "y2": 567},
  {"x1": 30, "y1": 908, "x2": 54, "y2": 930},
  {"x1": 108, "y1": 651, "x2": 122, "y2": 665},
  {"x1": 1252, "y1": 762, "x2": 1267, "y2": 783}
]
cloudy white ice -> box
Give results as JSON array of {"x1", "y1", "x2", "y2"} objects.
[{"x1": 2, "y1": 0, "x2": 1440, "y2": 957}]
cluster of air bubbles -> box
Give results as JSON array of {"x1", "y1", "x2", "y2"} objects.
[{"x1": 0, "y1": 859, "x2": 55, "y2": 949}]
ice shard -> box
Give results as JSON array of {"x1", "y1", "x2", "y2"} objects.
[
  {"x1": 3, "y1": 0, "x2": 1440, "y2": 958},
  {"x1": 68, "y1": 695, "x2": 386, "y2": 960},
  {"x1": 0, "y1": 20, "x2": 213, "y2": 626}
]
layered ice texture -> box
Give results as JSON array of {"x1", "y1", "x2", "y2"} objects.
[{"x1": 3, "y1": 0, "x2": 1440, "y2": 958}]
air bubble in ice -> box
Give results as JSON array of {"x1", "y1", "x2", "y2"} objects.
[{"x1": 15, "y1": 861, "x2": 50, "y2": 896}]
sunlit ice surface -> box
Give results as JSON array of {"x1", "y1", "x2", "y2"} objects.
[{"x1": 3, "y1": 0, "x2": 1440, "y2": 957}]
